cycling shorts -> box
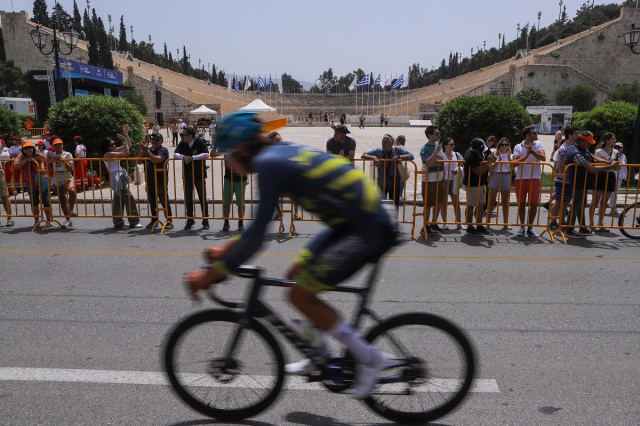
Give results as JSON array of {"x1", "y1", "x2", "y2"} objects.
[{"x1": 292, "y1": 220, "x2": 394, "y2": 294}]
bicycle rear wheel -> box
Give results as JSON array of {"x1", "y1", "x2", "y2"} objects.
[
  {"x1": 618, "y1": 202, "x2": 640, "y2": 239},
  {"x1": 164, "y1": 309, "x2": 285, "y2": 421},
  {"x1": 362, "y1": 313, "x2": 476, "y2": 424}
]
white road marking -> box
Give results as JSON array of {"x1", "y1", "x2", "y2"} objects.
[{"x1": 0, "y1": 367, "x2": 499, "y2": 392}]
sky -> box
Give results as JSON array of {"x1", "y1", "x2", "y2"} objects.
[{"x1": 4, "y1": 0, "x2": 631, "y2": 86}]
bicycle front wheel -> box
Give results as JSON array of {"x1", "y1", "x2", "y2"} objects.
[
  {"x1": 618, "y1": 202, "x2": 640, "y2": 239},
  {"x1": 164, "y1": 309, "x2": 285, "y2": 421},
  {"x1": 363, "y1": 313, "x2": 476, "y2": 424}
]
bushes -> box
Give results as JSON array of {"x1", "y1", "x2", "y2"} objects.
[
  {"x1": 514, "y1": 88, "x2": 549, "y2": 108},
  {"x1": 0, "y1": 104, "x2": 25, "y2": 139},
  {"x1": 434, "y1": 95, "x2": 531, "y2": 153},
  {"x1": 555, "y1": 84, "x2": 597, "y2": 112},
  {"x1": 47, "y1": 95, "x2": 145, "y2": 157},
  {"x1": 572, "y1": 101, "x2": 637, "y2": 145}
]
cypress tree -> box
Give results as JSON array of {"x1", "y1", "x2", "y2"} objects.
[
  {"x1": 118, "y1": 16, "x2": 128, "y2": 52},
  {"x1": 97, "y1": 17, "x2": 113, "y2": 69},
  {"x1": 72, "y1": 0, "x2": 82, "y2": 35},
  {"x1": 32, "y1": 0, "x2": 50, "y2": 27}
]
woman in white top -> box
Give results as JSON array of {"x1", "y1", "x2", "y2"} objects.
[
  {"x1": 608, "y1": 142, "x2": 627, "y2": 216},
  {"x1": 100, "y1": 124, "x2": 141, "y2": 229},
  {"x1": 438, "y1": 137, "x2": 464, "y2": 230},
  {"x1": 591, "y1": 133, "x2": 618, "y2": 231},
  {"x1": 486, "y1": 137, "x2": 514, "y2": 229}
]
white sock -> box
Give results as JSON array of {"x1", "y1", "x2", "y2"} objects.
[{"x1": 328, "y1": 319, "x2": 373, "y2": 364}]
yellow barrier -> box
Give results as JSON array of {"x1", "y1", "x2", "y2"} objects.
[{"x1": 2, "y1": 154, "x2": 639, "y2": 242}]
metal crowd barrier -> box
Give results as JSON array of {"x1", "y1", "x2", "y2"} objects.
[{"x1": 1, "y1": 156, "x2": 638, "y2": 243}]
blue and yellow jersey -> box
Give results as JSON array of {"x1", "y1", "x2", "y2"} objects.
[{"x1": 221, "y1": 142, "x2": 390, "y2": 272}]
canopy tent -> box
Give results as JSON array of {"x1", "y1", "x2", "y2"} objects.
[
  {"x1": 189, "y1": 105, "x2": 217, "y2": 115},
  {"x1": 239, "y1": 99, "x2": 276, "y2": 112}
]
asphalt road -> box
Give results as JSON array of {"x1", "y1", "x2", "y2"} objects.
[{"x1": 1, "y1": 216, "x2": 639, "y2": 425}]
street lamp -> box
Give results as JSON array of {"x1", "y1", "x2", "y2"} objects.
[
  {"x1": 30, "y1": 24, "x2": 80, "y2": 103},
  {"x1": 622, "y1": 23, "x2": 640, "y2": 170}
]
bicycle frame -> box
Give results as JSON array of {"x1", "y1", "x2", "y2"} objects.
[{"x1": 212, "y1": 262, "x2": 393, "y2": 376}]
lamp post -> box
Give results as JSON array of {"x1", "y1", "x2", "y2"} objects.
[
  {"x1": 623, "y1": 23, "x2": 640, "y2": 169},
  {"x1": 30, "y1": 24, "x2": 80, "y2": 103}
]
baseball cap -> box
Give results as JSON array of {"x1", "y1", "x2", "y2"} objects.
[
  {"x1": 45, "y1": 131, "x2": 52, "y2": 136},
  {"x1": 52, "y1": 138, "x2": 63, "y2": 146},
  {"x1": 331, "y1": 124, "x2": 350, "y2": 134},
  {"x1": 22, "y1": 141, "x2": 34, "y2": 148},
  {"x1": 470, "y1": 137, "x2": 485, "y2": 151},
  {"x1": 37, "y1": 140, "x2": 45, "y2": 146},
  {"x1": 10, "y1": 135, "x2": 21, "y2": 141},
  {"x1": 73, "y1": 135, "x2": 80, "y2": 141}
]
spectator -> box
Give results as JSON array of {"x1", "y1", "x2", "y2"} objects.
[
  {"x1": 550, "y1": 126, "x2": 564, "y2": 161},
  {"x1": 43, "y1": 131, "x2": 54, "y2": 150},
  {"x1": 8, "y1": 136, "x2": 23, "y2": 193},
  {"x1": 169, "y1": 120, "x2": 179, "y2": 147},
  {"x1": 486, "y1": 137, "x2": 514, "y2": 230},
  {"x1": 340, "y1": 113, "x2": 346, "y2": 125},
  {"x1": 420, "y1": 125, "x2": 446, "y2": 236},
  {"x1": 73, "y1": 135, "x2": 88, "y2": 191},
  {"x1": 99, "y1": 125, "x2": 142, "y2": 229},
  {"x1": 359, "y1": 113, "x2": 366, "y2": 129},
  {"x1": 13, "y1": 141, "x2": 51, "y2": 226},
  {"x1": 0, "y1": 138, "x2": 14, "y2": 226},
  {"x1": 384, "y1": 114, "x2": 389, "y2": 127},
  {"x1": 565, "y1": 131, "x2": 618, "y2": 238},
  {"x1": 49, "y1": 137, "x2": 77, "y2": 228},
  {"x1": 464, "y1": 138, "x2": 496, "y2": 236},
  {"x1": 25, "y1": 118, "x2": 34, "y2": 130},
  {"x1": 174, "y1": 126, "x2": 210, "y2": 230},
  {"x1": 152, "y1": 122, "x2": 161, "y2": 135},
  {"x1": 326, "y1": 125, "x2": 356, "y2": 161},
  {"x1": 549, "y1": 126, "x2": 579, "y2": 231},
  {"x1": 380, "y1": 113, "x2": 385, "y2": 127},
  {"x1": 324, "y1": 112, "x2": 329, "y2": 126},
  {"x1": 512, "y1": 125, "x2": 546, "y2": 238},
  {"x1": 361, "y1": 134, "x2": 414, "y2": 207},
  {"x1": 608, "y1": 142, "x2": 627, "y2": 216},
  {"x1": 267, "y1": 131, "x2": 301, "y2": 220},
  {"x1": 439, "y1": 137, "x2": 464, "y2": 231},
  {"x1": 36, "y1": 140, "x2": 47, "y2": 155},
  {"x1": 591, "y1": 133, "x2": 618, "y2": 231},
  {"x1": 485, "y1": 135, "x2": 498, "y2": 154},
  {"x1": 307, "y1": 111, "x2": 313, "y2": 126},
  {"x1": 139, "y1": 133, "x2": 173, "y2": 230},
  {"x1": 394, "y1": 135, "x2": 406, "y2": 146},
  {"x1": 177, "y1": 119, "x2": 186, "y2": 134},
  {"x1": 330, "y1": 112, "x2": 335, "y2": 125}
]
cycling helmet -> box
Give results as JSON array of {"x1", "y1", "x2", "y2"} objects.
[{"x1": 214, "y1": 111, "x2": 263, "y2": 151}]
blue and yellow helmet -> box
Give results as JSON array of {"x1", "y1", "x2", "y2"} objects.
[{"x1": 214, "y1": 111, "x2": 263, "y2": 151}]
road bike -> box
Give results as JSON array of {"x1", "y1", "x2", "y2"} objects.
[
  {"x1": 618, "y1": 200, "x2": 640, "y2": 239},
  {"x1": 164, "y1": 261, "x2": 476, "y2": 424}
]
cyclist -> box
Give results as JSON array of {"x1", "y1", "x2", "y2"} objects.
[{"x1": 185, "y1": 111, "x2": 395, "y2": 399}]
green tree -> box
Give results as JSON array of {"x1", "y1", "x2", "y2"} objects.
[
  {"x1": 122, "y1": 80, "x2": 148, "y2": 117},
  {"x1": 118, "y1": 16, "x2": 128, "y2": 52},
  {"x1": 280, "y1": 73, "x2": 302, "y2": 93},
  {"x1": 96, "y1": 17, "x2": 114, "y2": 69},
  {"x1": 72, "y1": 0, "x2": 82, "y2": 35},
  {"x1": 0, "y1": 60, "x2": 30, "y2": 97},
  {"x1": 46, "y1": 95, "x2": 145, "y2": 158},
  {"x1": 434, "y1": 95, "x2": 531, "y2": 154},
  {"x1": 32, "y1": 0, "x2": 50, "y2": 27},
  {"x1": 555, "y1": 84, "x2": 597, "y2": 112},
  {"x1": 0, "y1": 25, "x2": 5, "y2": 62},
  {"x1": 50, "y1": 2, "x2": 73, "y2": 30},
  {"x1": 217, "y1": 70, "x2": 227, "y2": 88},
  {"x1": 0, "y1": 104, "x2": 26, "y2": 139},
  {"x1": 609, "y1": 82, "x2": 640, "y2": 104},
  {"x1": 514, "y1": 88, "x2": 549, "y2": 108},
  {"x1": 572, "y1": 101, "x2": 637, "y2": 149}
]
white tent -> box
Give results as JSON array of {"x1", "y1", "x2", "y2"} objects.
[
  {"x1": 190, "y1": 105, "x2": 217, "y2": 115},
  {"x1": 239, "y1": 99, "x2": 276, "y2": 112}
]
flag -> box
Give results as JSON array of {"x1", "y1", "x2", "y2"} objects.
[
  {"x1": 348, "y1": 74, "x2": 358, "y2": 91},
  {"x1": 522, "y1": 22, "x2": 529, "y2": 31},
  {"x1": 383, "y1": 74, "x2": 392, "y2": 88},
  {"x1": 371, "y1": 74, "x2": 381, "y2": 88},
  {"x1": 278, "y1": 75, "x2": 283, "y2": 94},
  {"x1": 257, "y1": 75, "x2": 265, "y2": 89},
  {"x1": 268, "y1": 75, "x2": 273, "y2": 92},
  {"x1": 227, "y1": 76, "x2": 232, "y2": 92},
  {"x1": 392, "y1": 74, "x2": 404, "y2": 89},
  {"x1": 401, "y1": 75, "x2": 408, "y2": 89},
  {"x1": 356, "y1": 75, "x2": 369, "y2": 87},
  {"x1": 233, "y1": 76, "x2": 240, "y2": 92},
  {"x1": 243, "y1": 76, "x2": 251, "y2": 91}
]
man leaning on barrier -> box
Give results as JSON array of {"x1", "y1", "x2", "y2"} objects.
[{"x1": 174, "y1": 126, "x2": 210, "y2": 230}]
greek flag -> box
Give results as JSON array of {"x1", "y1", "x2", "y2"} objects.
[
  {"x1": 268, "y1": 76, "x2": 273, "y2": 92},
  {"x1": 392, "y1": 74, "x2": 404, "y2": 89},
  {"x1": 257, "y1": 76, "x2": 265, "y2": 89},
  {"x1": 371, "y1": 74, "x2": 381, "y2": 88},
  {"x1": 356, "y1": 75, "x2": 369, "y2": 87},
  {"x1": 233, "y1": 77, "x2": 240, "y2": 92}
]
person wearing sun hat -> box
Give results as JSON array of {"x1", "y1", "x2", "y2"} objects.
[
  {"x1": 564, "y1": 130, "x2": 619, "y2": 238},
  {"x1": 0, "y1": 138, "x2": 14, "y2": 226}
]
